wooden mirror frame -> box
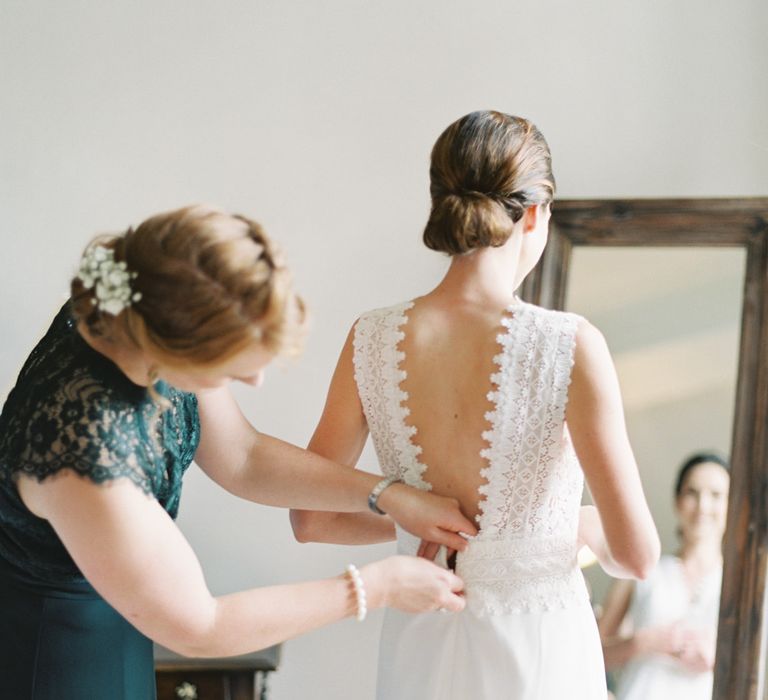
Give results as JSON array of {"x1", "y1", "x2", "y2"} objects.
[{"x1": 521, "y1": 198, "x2": 768, "y2": 700}]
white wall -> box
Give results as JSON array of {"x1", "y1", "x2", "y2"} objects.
[{"x1": 1, "y1": 2, "x2": 766, "y2": 698}]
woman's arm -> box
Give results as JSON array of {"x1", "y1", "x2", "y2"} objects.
[
  {"x1": 566, "y1": 320, "x2": 660, "y2": 579},
  {"x1": 290, "y1": 326, "x2": 399, "y2": 544},
  {"x1": 598, "y1": 578, "x2": 643, "y2": 669},
  {"x1": 578, "y1": 505, "x2": 641, "y2": 579},
  {"x1": 18, "y1": 472, "x2": 466, "y2": 657},
  {"x1": 193, "y1": 344, "x2": 477, "y2": 551}
]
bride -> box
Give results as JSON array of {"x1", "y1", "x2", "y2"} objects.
[{"x1": 291, "y1": 110, "x2": 660, "y2": 699}]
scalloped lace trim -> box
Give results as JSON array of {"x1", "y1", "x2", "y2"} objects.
[
  {"x1": 353, "y1": 302, "x2": 431, "y2": 490},
  {"x1": 393, "y1": 302, "x2": 433, "y2": 491},
  {"x1": 478, "y1": 304, "x2": 581, "y2": 539},
  {"x1": 355, "y1": 301, "x2": 587, "y2": 615},
  {"x1": 476, "y1": 304, "x2": 518, "y2": 533}
]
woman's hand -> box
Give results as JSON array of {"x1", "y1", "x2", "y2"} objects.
[
  {"x1": 663, "y1": 625, "x2": 715, "y2": 672},
  {"x1": 362, "y1": 556, "x2": 466, "y2": 613},
  {"x1": 377, "y1": 484, "x2": 477, "y2": 553},
  {"x1": 635, "y1": 622, "x2": 714, "y2": 671},
  {"x1": 635, "y1": 623, "x2": 682, "y2": 657},
  {"x1": 417, "y1": 540, "x2": 445, "y2": 562}
]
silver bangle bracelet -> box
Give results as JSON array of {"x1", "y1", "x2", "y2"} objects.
[{"x1": 367, "y1": 475, "x2": 403, "y2": 515}]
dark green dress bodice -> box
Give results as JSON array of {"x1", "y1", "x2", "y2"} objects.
[
  {"x1": 0, "y1": 303, "x2": 201, "y2": 699},
  {"x1": 0, "y1": 302, "x2": 200, "y2": 587}
]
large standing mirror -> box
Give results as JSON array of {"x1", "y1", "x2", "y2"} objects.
[{"x1": 521, "y1": 199, "x2": 768, "y2": 700}]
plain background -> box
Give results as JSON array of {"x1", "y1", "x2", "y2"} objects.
[{"x1": 1, "y1": 2, "x2": 766, "y2": 697}]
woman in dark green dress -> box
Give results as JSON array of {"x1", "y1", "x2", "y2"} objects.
[{"x1": 0, "y1": 205, "x2": 475, "y2": 699}]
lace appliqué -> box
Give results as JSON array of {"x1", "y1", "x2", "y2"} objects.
[
  {"x1": 478, "y1": 305, "x2": 582, "y2": 540},
  {"x1": 0, "y1": 304, "x2": 200, "y2": 585},
  {"x1": 354, "y1": 300, "x2": 587, "y2": 616},
  {"x1": 394, "y1": 526, "x2": 589, "y2": 615},
  {"x1": 353, "y1": 303, "x2": 431, "y2": 491},
  {"x1": 0, "y1": 307, "x2": 200, "y2": 513},
  {"x1": 456, "y1": 537, "x2": 590, "y2": 616},
  {"x1": 14, "y1": 371, "x2": 154, "y2": 492}
]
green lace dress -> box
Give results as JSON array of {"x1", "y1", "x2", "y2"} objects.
[{"x1": 0, "y1": 303, "x2": 200, "y2": 700}]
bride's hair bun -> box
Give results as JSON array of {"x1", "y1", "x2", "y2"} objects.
[
  {"x1": 425, "y1": 190, "x2": 516, "y2": 255},
  {"x1": 423, "y1": 111, "x2": 555, "y2": 256}
]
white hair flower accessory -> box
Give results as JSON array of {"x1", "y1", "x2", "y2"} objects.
[{"x1": 77, "y1": 244, "x2": 142, "y2": 316}]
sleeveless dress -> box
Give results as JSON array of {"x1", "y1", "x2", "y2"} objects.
[
  {"x1": 0, "y1": 303, "x2": 200, "y2": 700},
  {"x1": 353, "y1": 299, "x2": 606, "y2": 700},
  {"x1": 613, "y1": 555, "x2": 721, "y2": 700}
]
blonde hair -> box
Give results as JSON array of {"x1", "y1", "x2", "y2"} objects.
[
  {"x1": 71, "y1": 205, "x2": 305, "y2": 370},
  {"x1": 423, "y1": 111, "x2": 555, "y2": 256}
]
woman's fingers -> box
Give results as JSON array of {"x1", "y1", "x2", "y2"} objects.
[
  {"x1": 438, "y1": 572, "x2": 466, "y2": 612},
  {"x1": 382, "y1": 486, "x2": 478, "y2": 549},
  {"x1": 433, "y1": 528, "x2": 472, "y2": 552},
  {"x1": 444, "y1": 570, "x2": 464, "y2": 593},
  {"x1": 440, "y1": 593, "x2": 465, "y2": 613},
  {"x1": 418, "y1": 540, "x2": 441, "y2": 561},
  {"x1": 445, "y1": 506, "x2": 478, "y2": 538},
  {"x1": 375, "y1": 555, "x2": 470, "y2": 614}
]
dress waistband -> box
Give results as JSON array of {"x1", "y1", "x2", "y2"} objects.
[{"x1": 396, "y1": 528, "x2": 590, "y2": 616}]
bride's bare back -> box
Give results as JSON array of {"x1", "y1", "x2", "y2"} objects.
[{"x1": 400, "y1": 297, "x2": 508, "y2": 524}]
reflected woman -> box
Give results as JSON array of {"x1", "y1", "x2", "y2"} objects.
[{"x1": 599, "y1": 452, "x2": 730, "y2": 700}]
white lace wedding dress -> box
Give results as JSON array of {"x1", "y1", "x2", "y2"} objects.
[
  {"x1": 613, "y1": 556, "x2": 721, "y2": 700},
  {"x1": 353, "y1": 299, "x2": 607, "y2": 700}
]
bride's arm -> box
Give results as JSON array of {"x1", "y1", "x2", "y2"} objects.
[
  {"x1": 290, "y1": 327, "x2": 402, "y2": 544},
  {"x1": 577, "y1": 505, "x2": 641, "y2": 579},
  {"x1": 567, "y1": 320, "x2": 660, "y2": 580}
]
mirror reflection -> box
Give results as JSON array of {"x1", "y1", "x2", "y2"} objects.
[{"x1": 565, "y1": 246, "x2": 746, "y2": 699}]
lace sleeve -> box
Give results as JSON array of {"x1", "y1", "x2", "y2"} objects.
[{"x1": 11, "y1": 372, "x2": 154, "y2": 494}]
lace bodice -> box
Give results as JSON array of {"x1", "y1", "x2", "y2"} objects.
[
  {"x1": 0, "y1": 303, "x2": 200, "y2": 586},
  {"x1": 353, "y1": 299, "x2": 588, "y2": 615}
]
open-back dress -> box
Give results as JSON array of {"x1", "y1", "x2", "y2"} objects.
[{"x1": 353, "y1": 299, "x2": 606, "y2": 700}]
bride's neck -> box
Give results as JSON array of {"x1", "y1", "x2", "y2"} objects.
[{"x1": 429, "y1": 241, "x2": 524, "y2": 308}]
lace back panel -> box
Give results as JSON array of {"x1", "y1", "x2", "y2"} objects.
[
  {"x1": 354, "y1": 300, "x2": 589, "y2": 615},
  {"x1": 478, "y1": 305, "x2": 582, "y2": 539},
  {"x1": 353, "y1": 302, "x2": 430, "y2": 491}
]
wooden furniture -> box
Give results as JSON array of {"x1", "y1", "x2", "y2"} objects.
[
  {"x1": 154, "y1": 644, "x2": 281, "y2": 700},
  {"x1": 522, "y1": 198, "x2": 768, "y2": 700}
]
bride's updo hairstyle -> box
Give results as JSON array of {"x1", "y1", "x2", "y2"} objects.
[
  {"x1": 423, "y1": 111, "x2": 555, "y2": 256},
  {"x1": 71, "y1": 205, "x2": 305, "y2": 368}
]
